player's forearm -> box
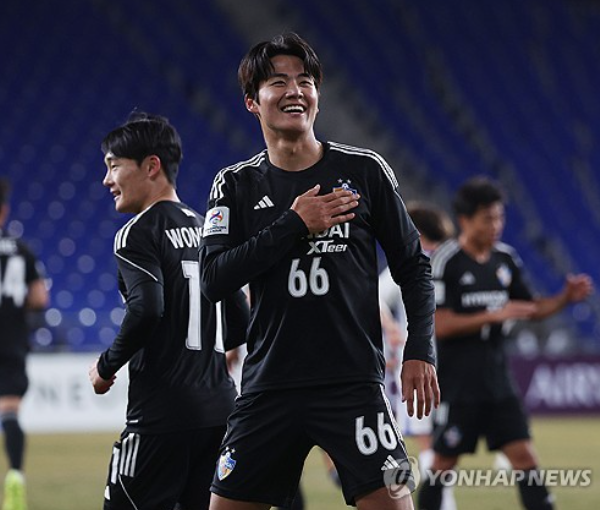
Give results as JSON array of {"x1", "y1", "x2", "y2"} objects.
[
  {"x1": 97, "y1": 281, "x2": 163, "y2": 378},
  {"x1": 97, "y1": 310, "x2": 160, "y2": 378},
  {"x1": 434, "y1": 309, "x2": 497, "y2": 339},
  {"x1": 530, "y1": 294, "x2": 568, "y2": 320},
  {"x1": 403, "y1": 285, "x2": 436, "y2": 363},
  {"x1": 396, "y1": 250, "x2": 436, "y2": 364},
  {"x1": 200, "y1": 210, "x2": 308, "y2": 302}
]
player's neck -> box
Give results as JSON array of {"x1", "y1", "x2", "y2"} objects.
[
  {"x1": 459, "y1": 234, "x2": 491, "y2": 263},
  {"x1": 265, "y1": 134, "x2": 323, "y2": 172},
  {"x1": 141, "y1": 187, "x2": 180, "y2": 211}
]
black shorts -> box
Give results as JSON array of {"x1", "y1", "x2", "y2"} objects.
[
  {"x1": 431, "y1": 396, "x2": 531, "y2": 456},
  {"x1": 211, "y1": 383, "x2": 415, "y2": 507},
  {"x1": 0, "y1": 358, "x2": 28, "y2": 397},
  {"x1": 104, "y1": 425, "x2": 226, "y2": 510}
]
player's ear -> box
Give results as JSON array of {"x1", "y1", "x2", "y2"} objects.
[
  {"x1": 457, "y1": 214, "x2": 470, "y2": 233},
  {"x1": 145, "y1": 155, "x2": 162, "y2": 178},
  {"x1": 245, "y1": 94, "x2": 259, "y2": 115}
]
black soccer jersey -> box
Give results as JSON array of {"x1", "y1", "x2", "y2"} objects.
[
  {"x1": 97, "y1": 201, "x2": 248, "y2": 433},
  {"x1": 200, "y1": 142, "x2": 435, "y2": 394},
  {"x1": 0, "y1": 230, "x2": 44, "y2": 360},
  {"x1": 431, "y1": 239, "x2": 534, "y2": 403}
]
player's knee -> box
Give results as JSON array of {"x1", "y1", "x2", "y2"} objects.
[
  {"x1": 356, "y1": 485, "x2": 413, "y2": 510},
  {"x1": 502, "y1": 441, "x2": 538, "y2": 470},
  {"x1": 431, "y1": 454, "x2": 458, "y2": 472},
  {"x1": 0, "y1": 397, "x2": 21, "y2": 415}
]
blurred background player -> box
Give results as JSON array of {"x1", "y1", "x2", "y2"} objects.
[
  {"x1": 418, "y1": 176, "x2": 594, "y2": 510},
  {"x1": 379, "y1": 201, "x2": 456, "y2": 510},
  {"x1": 88, "y1": 113, "x2": 249, "y2": 510},
  {"x1": 0, "y1": 178, "x2": 49, "y2": 510}
]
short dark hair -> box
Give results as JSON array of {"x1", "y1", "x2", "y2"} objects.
[
  {"x1": 0, "y1": 178, "x2": 10, "y2": 207},
  {"x1": 238, "y1": 32, "x2": 323, "y2": 101},
  {"x1": 453, "y1": 176, "x2": 506, "y2": 217},
  {"x1": 407, "y1": 201, "x2": 455, "y2": 243},
  {"x1": 101, "y1": 112, "x2": 183, "y2": 186}
]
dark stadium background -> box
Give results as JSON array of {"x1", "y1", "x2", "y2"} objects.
[{"x1": 2, "y1": 0, "x2": 599, "y2": 357}]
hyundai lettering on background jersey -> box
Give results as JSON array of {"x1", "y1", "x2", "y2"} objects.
[{"x1": 431, "y1": 239, "x2": 534, "y2": 403}]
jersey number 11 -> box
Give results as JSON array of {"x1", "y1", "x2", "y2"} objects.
[{"x1": 182, "y1": 261, "x2": 224, "y2": 353}]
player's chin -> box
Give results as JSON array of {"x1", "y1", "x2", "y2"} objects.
[
  {"x1": 115, "y1": 200, "x2": 133, "y2": 214},
  {"x1": 279, "y1": 117, "x2": 313, "y2": 132}
]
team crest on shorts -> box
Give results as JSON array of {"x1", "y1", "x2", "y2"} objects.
[
  {"x1": 217, "y1": 448, "x2": 237, "y2": 481},
  {"x1": 333, "y1": 179, "x2": 358, "y2": 195},
  {"x1": 444, "y1": 426, "x2": 462, "y2": 449}
]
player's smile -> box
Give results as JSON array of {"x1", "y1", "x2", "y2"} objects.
[{"x1": 281, "y1": 104, "x2": 306, "y2": 114}]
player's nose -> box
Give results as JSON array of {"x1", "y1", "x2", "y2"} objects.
[{"x1": 286, "y1": 81, "x2": 303, "y2": 98}]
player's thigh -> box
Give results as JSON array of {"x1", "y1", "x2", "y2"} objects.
[
  {"x1": 178, "y1": 426, "x2": 226, "y2": 510},
  {"x1": 485, "y1": 396, "x2": 531, "y2": 451},
  {"x1": 308, "y1": 383, "x2": 415, "y2": 506},
  {"x1": 0, "y1": 359, "x2": 28, "y2": 399},
  {"x1": 104, "y1": 431, "x2": 193, "y2": 510},
  {"x1": 211, "y1": 390, "x2": 312, "y2": 508},
  {"x1": 431, "y1": 401, "x2": 483, "y2": 456}
]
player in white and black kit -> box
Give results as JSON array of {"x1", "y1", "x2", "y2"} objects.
[
  {"x1": 418, "y1": 176, "x2": 593, "y2": 510},
  {"x1": 200, "y1": 34, "x2": 440, "y2": 510},
  {"x1": 379, "y1": 202, "x2": 456, "y2": 510},
  {"x1": 89, "y1": 113, "x2": 249, "y2": 510},
  {"x1": 0, "y1": 178, "x2": 49, "y2": 510}
]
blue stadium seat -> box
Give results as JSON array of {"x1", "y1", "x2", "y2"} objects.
[{"x1": 2, "y1": 0, "x2": 598, "y2": 351}]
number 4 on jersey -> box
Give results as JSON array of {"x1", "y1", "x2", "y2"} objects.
[{"x1": 0, "y1": 256, "x2": 27, "y2": 306}]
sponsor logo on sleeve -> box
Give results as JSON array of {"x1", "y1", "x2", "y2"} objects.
[{"x1": 203, "y1": 207, "x2": 230, "y2": 236}]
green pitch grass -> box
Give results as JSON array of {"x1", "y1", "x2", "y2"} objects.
[{"x1": 1, "y1": 417, "x2": 598, "y2": 509}]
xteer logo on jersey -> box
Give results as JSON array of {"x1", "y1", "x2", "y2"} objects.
[{"x1": 305, "y1": 223, "x2": 350, "y2": 254}]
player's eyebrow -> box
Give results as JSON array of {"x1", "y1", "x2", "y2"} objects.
[{"x1": 268, "y1": 72, "x2": 313, "y2": 80}]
